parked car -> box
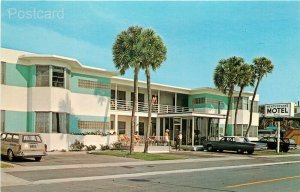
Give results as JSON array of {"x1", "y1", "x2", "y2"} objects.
[
  {"x1": 256, "y1": 137, "x2": 290, "y2": 152},
  {"x1": 1, "y1": 132, "x2": 47, "y2": 161},
  {"x1": 203, "y1": 136, "x2": 255, "y2": 154},
  {"x1": 288, "y1": 139, "x2": 297, "y2": 150},
  {"x1": 244, "y1": 137, "x2": 268, "y2": 151}
]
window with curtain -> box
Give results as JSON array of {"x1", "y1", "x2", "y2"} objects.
[
  {"x1": 118, "y1": 121, "x2": 126, "y2": 134},
  {"x1": 52, "y1": 113, "x2": 69, "y2": 133},
  {"x1": 36, "y1": 65, "x2": 49, "y2": 87},
  {"x1": 35, "y1": 112, "x2": 50, "y2": 133},
  {"x1": 1, "y1": 62, "x2": 6, "y2": 84},
  {"x1": 1, "y1": 110, "x2": 5, "y2": 132}
]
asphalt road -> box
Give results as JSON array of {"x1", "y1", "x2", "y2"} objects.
[{"x1": 1, "y1": 153, "x2": 300, "y2": 192}]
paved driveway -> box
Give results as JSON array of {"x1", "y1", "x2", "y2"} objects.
[{"x1": 1, "y1": 152, "x2": 140, "y2": 167}]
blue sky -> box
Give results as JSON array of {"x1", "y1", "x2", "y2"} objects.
[{"x1": 2, "y1": 1, "x2": 300, "y2": 104}]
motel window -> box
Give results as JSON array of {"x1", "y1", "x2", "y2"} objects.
[
  {"x1": 139, "y1": 122, "x2": 145, "y2": 136},
  {"x1": 253, "y1": 101, "x2": 259, "y2": 113},
  {"x1": 131, "y1": 92, "x2": 144, "y2": 102},
  {"x1": 118, "y1": 121, "x2": 126, "y2": 134},
  {"x1": 35, "y1": 112, "x2": 50, "y2": 133},
  {"x1": 249, "y1": 126, "x2": 258, "y2": 137},
  {"x1": 52, "y1": 113, "x2": 69, "y2": 133},
  {"x1": 36, "y1": 65, "x2": 50, "y2": 87},
  {"x1": 1, "y1": 62, "x2": 6, "y2": 84},
  {"x1": 52, "y1": 66, "x2": 64, "y2": 88},
  {"x1": 111, "y1": 90, "x2": 116, "y2": 99},
  {"x1": 1, "y1": 110, "x2": 5, "y2": 132}
]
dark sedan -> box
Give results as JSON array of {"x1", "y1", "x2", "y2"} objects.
[{"x1": 257, "y1": 137, "x2": 290, "y2": 152}]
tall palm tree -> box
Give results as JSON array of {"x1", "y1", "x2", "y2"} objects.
[
  {"x1": 140, "y1": 29, "x2": 167, "y2": 153},
  {"x1": 214, "y1": 56, "x2": 244, "y2": 136},
  {"x1": 245, "y1": 57, "x2": 274, "y2": 137},
  {"x1": 112, "y1": 26, "x2": 144, "y2": 154},
  {"x1": 234, "y1": 64, "x2": 254, "y2": 135}
]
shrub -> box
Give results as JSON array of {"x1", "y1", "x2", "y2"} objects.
[
  {"x1": 70, "y1": 140, "x2": 85, "y2": 151},
  {"x1": 61, "y1": 149, "x2": 67, "y2": 152},
  {"x1": 100, "y1": 144, "x2": 110, "y2": 151},
  {"x1": 85, "y1": 145, "x2": 97, "y2": 151},
  {"x1": 112, "y1": 141, "x2": 122, "y2": 149}
]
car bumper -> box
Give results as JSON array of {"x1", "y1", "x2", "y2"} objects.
[{"x1": 15, "y1": 151, "x2": 47, "y2": 158}]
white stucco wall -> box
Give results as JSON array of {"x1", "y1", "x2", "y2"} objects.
[{"x1": 40, "y1": 133, "x2": 118, "y2": 151}]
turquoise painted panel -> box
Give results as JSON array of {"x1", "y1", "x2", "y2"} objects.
[
  {"x1": 188, "y1": 93, "x2": 237, "y2": 110},
  {"x1": 5, "y1": 63, "x2": 35, "y2": 87},
  {"x1": 70, "y1": 73, "x2": 111, "y2": 97},
  {"x1": 69, "y1": 114, "x2": 110, "y2": 133},
  {"x1": 5, "y1": 111, "x2": 27, "y2": 132},
  {"x1": 27, "y1": 112, "x2": 35, "y2": 132}
]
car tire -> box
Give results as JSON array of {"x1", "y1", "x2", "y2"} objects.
[
  {"x1": 237, "y1": 149, "x2": 244, "y2": 154},
  {"x1": 7, "y1": 149, "x2": 14, "y2": 162},
  {"x1": 34, "y1": 157, "x2": 42, "y2": 161},
  {"x1": 282, "y1": 147, "x2": 289, "y2": 153},
  {"x1": 207, "y1": 145, "x2": 213, "y2": 152},
  {"x1": 247, "y1": 150, "x2": 254, "y2": 154},
  {"x1": 219, "y1": 149, "x2": 223, "y2": 152}
]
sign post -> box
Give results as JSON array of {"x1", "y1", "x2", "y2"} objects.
[
  {"x1": 276, "y1": 121, "x2": 280, "y2": 153},
  {"x1": 264, "y1": 103, "x2": 294, "y2": 153}
]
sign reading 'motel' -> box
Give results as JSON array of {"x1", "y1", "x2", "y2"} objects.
[{"x1": 265, "y1": 103, "x2": 294, "y2": 117}]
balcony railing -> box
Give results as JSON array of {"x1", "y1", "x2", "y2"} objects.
[{"x1": 110, "y1": 99, "x2": 190, "y2": 114}]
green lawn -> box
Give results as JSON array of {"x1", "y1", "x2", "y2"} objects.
[
  {"x1": 91, "y1": 150, "x2": 186, "y2": 161},
  {"x1": 1, "y1": 162, "x2": 14, "y2": 168}
]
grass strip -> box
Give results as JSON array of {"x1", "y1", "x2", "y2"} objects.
[{"x1": 91, "y1": 150, "x2": 186, "y2": 161}]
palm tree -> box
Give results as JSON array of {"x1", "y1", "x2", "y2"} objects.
[
  {"x1": 214, "y1": 56, "x2": 244, "y2": 136},
  {"x1": 234, "y1": 64, "x2": 254, "y2": 135},
  {"x1": 112, "y1": 26, "x2": 144, "y2": 154},
  {"x1": 140, "y1": 29, "x2": 167, "y2": 153},
  {"x1": 245, "y1": 57, "x2": 274, "y2": 137}
]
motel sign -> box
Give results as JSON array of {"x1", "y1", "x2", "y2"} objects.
[{"x1": 264, "y1": 103, "x2": 294, "y2": 117}]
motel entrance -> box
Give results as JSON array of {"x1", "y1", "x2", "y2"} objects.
[{"x1": 158, "y1": 112, "x2": 225, "y2": 146}]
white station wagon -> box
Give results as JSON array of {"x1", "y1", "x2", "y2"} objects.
[{"x1": 1, "y1": 132, "x2": 47, "y2": 161}]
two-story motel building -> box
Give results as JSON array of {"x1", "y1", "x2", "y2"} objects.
[{"x1": 0, "y1": 48, "x2": 259, "y2": 146}]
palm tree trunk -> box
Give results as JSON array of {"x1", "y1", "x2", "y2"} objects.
[
  {"x1": 234, "y1": 86, "x2": 244, "y2": 135},
  {"x1": 130, "y1": 67, "x2": 139, "y2": 154},
  {"x1": 144, "y1": 67, "x2": 151, "y2": 153},
  {"x1": 245, "y1": 79, "x2": 260, "y2": 137},
  {"x1": 225, "y1": 89, "x2": 233, "y2": 136}
]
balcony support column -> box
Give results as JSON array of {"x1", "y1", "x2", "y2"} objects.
[
  {"x1": 114, "y1": 114, "x2": 118, "y2": 133},
  {"x1": 115, "y1": 83, "x2": 117, "y2": 110},
  {"x1": 192, "y1": 117, "x2": 195, "y2": 146},
  {"x1": 156, "y1": 118, "x2": 160, "y2": 137},
  {"x1": 175, "y1": 93, "x2": 177, "y2": 113},
  {"x1": 158, "y1": 91, "x2": 161, "y2": 113}
]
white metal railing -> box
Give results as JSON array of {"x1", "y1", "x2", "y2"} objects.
[{"x1": 110, "y1": 99, "x2": 190, "y2": 114}]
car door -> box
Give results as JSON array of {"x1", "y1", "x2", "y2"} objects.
[
  {"x1": 2, "y1": 133, "x2": 12, "y2": 154},
  {"x1": 11, "y1": 134, "x2": 20, "y2": 153}
]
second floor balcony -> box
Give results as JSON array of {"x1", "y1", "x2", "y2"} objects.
[{"x1": 110, "y1": 99, "x2": 190, "y2": 114}]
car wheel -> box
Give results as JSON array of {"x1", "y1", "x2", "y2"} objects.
[
  {"x1": 207, "y1": 145, "x2": 213, "y2": 152},
  {"x1": 247, "y1": 150, "x2": 254, "y2": 154},
  {"x1": 219, "y1": 149, "x2": 223, "y2": 152},
  {"x1": 7, "y1": 149, "x2": 14, "y2": 162},
  {"x1": 237, "y1": 149, "x2": 244, "y2": 154},
  {"x1": 282, "y1": 147, "x2": 289, "y2": 153},
  {"x1": 34, "y1": 157, "x2": 42, "y2": 161}
]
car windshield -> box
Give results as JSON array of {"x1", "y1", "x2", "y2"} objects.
[
  {"x1": 289, "y1": 139, "x2": 295, "y2": 144},
  {"x1": 22, "y1": 135, "x2": 42, "y2": 143}
]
